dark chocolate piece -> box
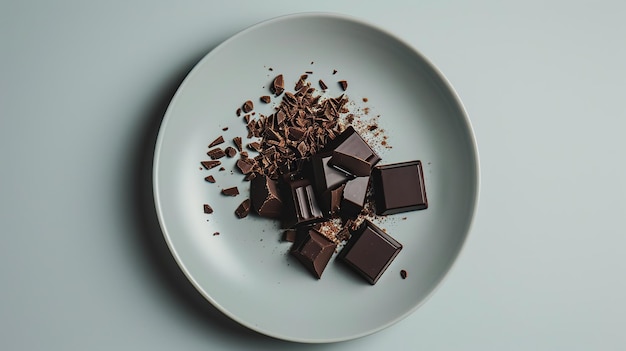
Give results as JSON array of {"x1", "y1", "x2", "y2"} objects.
[
  {"x1": 340, "y1": 176, "x2": 370, "y2": 218},
  {"x1": 284, "y1": 178, "x2": 325, "y2": 228},
  {"x1": 372, "y1": 160, "x2": 427, "y2": 215},
  {"x1": 400, "y1": 270, "x2": 408, "y2": 279},
  {"x1": 247, "y1": 142, "x2": 262, "y2": 152},
  {"x1": 261, "y1": 95, "x2": 271, "y2": 103},
  {"x1": 338, "y1": 220, "x2": 402, "y2": 285},
  {"x1": 310, "y1": 154, "x2": 352, "y2": 195},
  {"x1": 250, "y1": 175, "x2": 283, "y2": 218},
  {"x1": 222, "y1": 126, "x2": 229, "y2": 131},
  {"x1": 233, "y1": 136, "x2": 243, "y2": 152},
  {"x1": 283, "y1": 229, "x2": 297, "y2": 242},
  {"x1": 290, "y1": 228, "x2": 337, "y2": 279},
  {"x1": 235, "y1": 199, "x2": 251, "y2": 218},
  {"x1": 242, "y1": 100, "x2": 254, "y2": 113},
  {"x1": 328, "y1": 127, "x2": 380, "y2": 176},
  {"x1": 326, "y1": 183, "x2": 345, "y2": 216},
  {"x1": 236, "y1": 108, "x2": 242, "y2": 117},
  {"x1": 204, "y1": 175, "x2": 216, "y2": 183},
  {"x1": 201, "y1": 160, "x2": 221, "y2": 170},
  {"x1": 224, "y1": 146, "x2": 237, "y2": 158},
  {"x1": 319, "y1": 79, "x2": 328, "y2": 90},
  {"x1": 207, "y1": 147, "x2": 226, "y2": 159},
  {"x1": 236, "y1": 158, "x2": 256, "y2": 174},
  {"x1": 221, "y1": 187, "x2": 239, "y2": 196},
  {"x1": 244, "y1": 172, "x2": 257, "y2": 181},
  {"x1": 203, "y1": 204, "x2": 213, "y2": 214},
  {"x1": 338, "y1": 80, "x2": 348, "y2": 91},
  {"x1": 271, "y1": 74, "x2": 284, "y2": 96},
  {"x1": 208, "y1": 136, "x2": 224, "y2": 148}
]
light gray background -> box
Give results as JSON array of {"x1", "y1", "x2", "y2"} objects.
[{"x1": 2, "y1": 1, "x2": 625, "y2": 350}]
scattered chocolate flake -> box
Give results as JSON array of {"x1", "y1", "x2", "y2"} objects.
[
  {"x1": 235, "y1": 199, "x2": 251, "y2": 218},
  {"x1": 224, "y1": 146, "x2": 237, "y2": 158},
  {"x1": 222, "y1": 126, "x2": 229, "y2": 131},
  {"x1": 233, "y1": 136, "x2": 243, "y2": 152},
  {"x1": 310, "y1": 61, "x2": 314, "y2": 64},
  {"x1": 213, "y1": 231, "x2": 220, "y2": 236},
  {"x1": 204, "y1": 175, "x2": 216, "y2": 183},
  {"x1": 332, "y1": 69, "x2": 337, "y2": 75},
  {"x1": 221, "y1": 187, "x2": 240, "y2": 196},
  {"x1": 203, "y1": 204, "x2": 213, "y2": 214},
  {"x1": 260, "y1": 95, "x2": 271, "y2": 103},
  {"x1": 236, "y1": 108, "x2": 242, "y2": 117},
  {"x1": 242, "y1": 100, "x2": 254, "y2": 113},
  {"x1": 402, "y1": 217, "x2": 407, "y2": 220},
  {"x1": 305, "y1": 70, "x2": 313, "y2": 74},
  {"x1": 201, "y1": 160, "x2": 221, "y2": 170},
  {"x1": 338, "y1": 80, "x2": 348, "y2": 91},
  {"x1": 244, "y1": 172, "x2": 257, "y2": 181},
  {"x1": 247, "y1": 142, "x2": 262, "y2": 152},
  {"x1": 240, "y1": 151, "x2": 249, "y2": 158},
  {"x1": 236, "y1": 158, "x2": 256, "y2": 174},
  {"x1": 319, "y1": 79, "x2": 328, "y2": 90},
  {"x1": 207, "y1": 147, "x2": 226, "y2": 159},
  {"x1": 219, "y1": 167, "x2": 225, "y2": 171},
  {"x1": 271, "y1": 74, "x2": 284, "y2": 96},
  {"x1": 269, "y1": 67, "x2": 273, "y2": 71},
  {"x1": 362, "y1": 97, "x2": 368, "y2": 102},
  {"x1": 283, "y1": 229, "x2": 297, "y2": 242},
  {"x1": 208, "y1": 136, "x2": 224, "y2": 147},
  {"x1": 336, "y1": 225, "x2": 351, "y2": 242},
  {"x1": 368, "y1": 125, "x2": 378, "y2": 131},
  {"x1": 400, "y1": 270, "x2": 408, "y2": 279}
]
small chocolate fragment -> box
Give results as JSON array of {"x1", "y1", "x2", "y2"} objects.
[
  {"x1": 213, "y1": 232, "x2": 220, "y2": 236},
  {"x1": 319, "y1": 79, "x2": 328, "y2": 90},
  {"x1": 233, "y1": 136, "x2": 243, "y2": 152},
  {"x1": 290, "y1": 228, "x2": 337, "y2": 279},
  {"x1": 271, "y1": 74, "x2": 284, "y2": 96},
  {"x1": 235, "y1": 199, "x2": 251, "y2": 218},
  {"x1": 201, "y1": 160, "x2": 221, "y2": 170},
  {"x1": 224, "y1": 146, "x2": 237, "y2": 158},
  {"x1": 221, "y1": 187, "x2": 239, "y2": 196},
  {"x1": 400, "y1": 270, "x2": 408, "y2": 279},
  {"x1": 236, "y1": 158, "x2": 255, "y2": 174},
  {"x1": 203, "y1": 204, "x2": 213, "y2": 214},
  {"x1": 325, "y1": 183, "x2": 345, "y2": 216},
  {"x1": 332, "y1": 69, "x2": 337, "y2": 75},
  {"x1": 242, "y1": 100, "x2": 254, "y2": 113},
  {"x1": 250, "y1": 175, "x2": 283, "y2": 218},
  {"x1": 219, "y1": 167, "x2": 225, "y2": 171},
  {"x1": 260, "y1": 95, "x2": 271, "y2": 103},
  {"x1": 207, "y1": 147, "x2": 226, "y2": 159},
  {"x1": 340, "y1": 176, "x2": 370, "y2": 219},
  {"x1": 338, "y1": 220, "x2": 402, "y2": 285},
  {"x1": 338, "y1": 80, "x2": 348, "y2": 91},
  {"x1": 209, "y1": 136, "x2": 224, "y2": 148},
  {"x1": 372, "y1": 160, "x2": 428, "y2": 215},
  {"x1": 236, "y1": 108, "x2": 242, "y2": 117},
  {"x1": 247, "y1": 142, "x2": 262, "y2": 152},
  {"x1": 282, "y1": 229, "x2": 297, "y2": 242},
  {"x1": 284, "y1": 178, "x2": 325, "y2": 228},
  {"x1": 328, "y1": 127, "x2": 380, "y2": 176},
  {"x1": 204, "y1": 175, "x2": 216, "y2": 183}
]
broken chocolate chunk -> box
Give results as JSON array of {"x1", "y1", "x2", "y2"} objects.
[
  {"x1": 400, "y1": 270, "x2": 408, "y2": 279},
  {"x1": 233, "y1": 136, "x2": 243, "y2": 152},
  {"x1": 250, "y1": 175, "x2": 283, "y2": 218},
  {"x1": 283, "y1": 178, "x2": 325, "y2": 228},
  {"x1": 372, "y1": 160, "x2": 428, "y2": 215},
  {"x1": 319, "y1": 79, "x2": 328, "y2": 90},
  {"x1": 204, "y1": 175, "x2": 216, "y2": 183},
  {"x1": 311, "y1": 153, "x2": 352, "y2": 195},
  {"x1": 260, "y1": 95, "x2": 271, "y2": 103},
  {"x1": 221, "y1": 187, "x2": 239, "y2": 196},
  {"x1": 209, "y1": 136, "x2": 224, "y2": 148},
  {"x1": 201, "y1": 160, "x2": 221, "y2": 170},
  {"x1": 282, "y1": 229, "x2": 297, "y2": 242},
  {"x1": 338, "y1": 220, "x2": 402, "y2": 285},
  {"x1": 235, "y1": 199, "x2": 251, "y2": 218},
  {"x1": 341, "y1": 176, "x2": 370, "y2": 219},
  {"x1": 236, "y1": 158, "x2": 256, "y2": 174},
  {"x1": 247, "y1": 142, "x2": 262, "y2": 152},
  {"x1": 328, "y1": 126, "x2": 380, "y2": 177},
  {"x1": 271, "y1": 74, "x2": 284, "y2": 96},
  {"x1": 290, "y1": 228, "x2": 337, "y2": 279},
  {"x1": 207, "y1": 147, "x2": 226, "y2": 159},
  {"x1": 338, "y1": 80, "x2": 348, "y2": 91},
  {"x1": 224, "y1": 146, "x2": 237, "y2": 157},
  {"x1": 242, "y1": 100, "x2": 254, "y2": 113},
  {"x1": 203, "y1": 204, "x2": 213, "y2": 214}
]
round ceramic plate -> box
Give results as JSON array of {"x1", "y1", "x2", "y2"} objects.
[{"x1": 153, "y1": 13, "x2": 479, "y2": 343}]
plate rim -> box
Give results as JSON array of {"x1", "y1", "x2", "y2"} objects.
[{"x1": 152, "y1": 11, "x2": 481, "y2": 343}]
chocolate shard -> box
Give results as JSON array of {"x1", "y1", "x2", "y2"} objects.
[
  {"x1": 260, "y1": 95, "x2": 271, "y2": 103},
  {"x1": 221, "y1": 187, "x2": 239, "y2": 196},
  {"x1": 233, "y1": 136, "x2": 243, "y2": 152},
  {"x1": 372, "y1": 160, "x2": 428, "y2": 215},
  {"x1": 282, "y1": 229, "x2": 297, "y2": 242},
  {"x1": 224, "y1": 146, "x2": 237, "y2": 158},
  {"x1": 319, "y1": 79, "x2": 328, "y2": 90},
  {"x1": 203, "y1": 204, "x2": 213, "y2": 214},
  {"x1": 242, "y1": 100, "x2": 254, "y2": 113},
  {"x1": 207, "y1": 147, "x2": 226, "y2": 159},
  {"x1": 235, "y1": 199, "x2": 251, "y2": 218},
  {"x1": 271, "y1": 74, "x2": 284, "y2": 96},
  {"x1": 328, "y1": 126, "x2": 380, "y2": 177},
  {"x1": 250, "y1": 175, "x2": 283, "y2": 218},
  {"x1": 283, "y1": 178, "x2": 326, "y2": 228},
  {"x1": 204, "y1": 175, "x2": 216, "y2": 183},
  {"x1": 320, "y1": 183, "x2": 345, "y2": 216},
  {"x1": 201, "y1": 160, "x2": 221, "y2": 170},
  {"x1": 338, "y1": 80, "x2": 348, "y2": 91},
  {"x1": 236, "y1": 158, "x2": 256, "y2": 175},
  {"x1": 208, "y1": 136, "x2": 224, "y2": 148},
  {"x1": 290, "y1": 228, "x2": 337, "y2": 279},
  {"x1": 338, "y1": 220, "x2": 402, "y2": 285},
  {"x1": 340, "y1": 176, "x2": 370, "y2": 219}
]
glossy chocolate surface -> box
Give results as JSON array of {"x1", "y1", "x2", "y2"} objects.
[
  {"x1": 372, "y1": 160, "x2": 427, "y2": 215},
  {"x1": 290, "y1": 228, "x2": 337, "y2": 279},
  {"x1": 328, "y1": 127, "x2": 380, "y2": 177}
]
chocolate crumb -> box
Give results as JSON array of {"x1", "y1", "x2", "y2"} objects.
[
  {"x1": 213, "y1": 232, "x2": 220, "y2": 236},
  {"x1": 367, "y1": 125, "x2": 378, "y2": 131},
  {"x1": 400, "y1": 270, "x2": 408, "y2": 279},
  {"x1": 283, "y1": 229, "x2": 297, "y2": 242},
  {"x1": 319, "y1": 79, "x2": 328, "y2": 90},
  {"x1": 207, "y1": 147, "x2": 226, "y2": 159},
  {"x1": 236, "y1": 108, "x2": 242, "y2": 117},
  {"x1": 244, "y1": 172, "x2": 257, "y2": 181},
  {"x1": 338, "y1": 80, "x2": 348, "y2": 91},
  {"x1": 242, "y1": 100, "x2": 254, "y2": 113},
  {"x1": 402, "y1": 217, "x2": 407, "y2": 220},
  {"x1": 235, "y1": 199, "x2": 251, "y2": 218},
  {"x1": 233, "y1": 136, "x2": 243, "y2": 151},
  {"x1": 305, "y1": 70, "x2": 313, "y2": 74},
  {"x1": 222, "y1": 126, "x2": 229, "y2": 131},
  {"x1": 203, "y1": 204, "x2": 213, "y2": 214},
  {"x1": 221, "y1": 187, "x2": 239, "y2": 196},
  {"x1": 271, "y1": 74, "x2": 284, "y2": 96},
  {"x1": 224, "y1": 146, "x2": 237, "y2": 157},
  {"x1": 363, "y1": 97, "x2": 368, "y2": 102},
  {"x1": 219, "y1": 167, "x2": 225, "y2": 171},
  {"x1": 247, "y1": 142, "x2": 262, "y2": 152},
  {"x1": 201, "y1": 160, "x2": 221, "y2": 170},
  {"x1": 204, "y1": 175, "x2": 216, "y2": 183},
  {"x1": 209, "y1": 136, "x2": 225, "y2": 148},
  {"x1": 260, "y1": 95, "x2": 271, "y2": 103},
  {"x1": 240, "y1": 151, "x2": 249, "y2": 158},
  {"x1": 332, "y1": 69, "x2": 337, "y2": 75}
]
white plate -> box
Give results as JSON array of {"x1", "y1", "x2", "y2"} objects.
[{"x1": 153, "y1": 13, "x2": 479, "y2": 343}]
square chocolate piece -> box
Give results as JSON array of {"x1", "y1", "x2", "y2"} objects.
[
  {"x1": 338, "y1": 220, "x2": 402, "y2": 285},
  {"x1": 372, "y1": 160, "x2": 428, "y2": 215},
  {"x1": 291, "y1": 228, "x2": 337, "y2": 279}
]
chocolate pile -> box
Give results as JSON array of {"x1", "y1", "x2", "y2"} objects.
[{"x1": 201, "y1": 72, "x2": 428, "y2": 284}]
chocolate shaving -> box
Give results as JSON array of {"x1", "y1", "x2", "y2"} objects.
[
  {"x1": 233, "y1": 137, "x2": 243, "y2": 152},
  {"x1": 204, "y1": 175, "x2": 216, "y2": 183},
  {"x1": 260, "y1": 95, "x2": 271, "y2": 103},
  {"x1": 319, "y1": 79, "x2": 328, "y2": 90},
  {"x1": 208, "y1": 136, "x2": 224, "y2": 148},
  {"x1": 247, "y1": 142, "x2": 262, "y2": 152},
  {"x1": 271, "y1": 74, "x2": 284, "y2": 96},
  {"x1": 400, "y1": 270, "x2": 408, "y2": 279},
  {"x1": 235, "y1": 199, "x2": 251, "y2": 218},
  {"x1": 338, "y1": 80, "x2": 348, "y2": 91},
  {"x1": 203, "y1": 204, "x2": 213, "y2": 214},
  {"x1": 224, "y1": 146, "x2": 237, "y2": 157},
  {"x1": 207, "y1": 147, "x2": 226, "y2": 159},
  {"x1": 236, "y1": 108, "x2": 241, "y2": 117},
  {"x1": 242, "y1": 100, "x2": 254, "y2": 113},
  {"x1": 221, "y1": 187, "x2": 239, "y2": 196},
  {"x1": 236, "y1": 158, "x2": 256, "y2": 174},
  {"x1": 201, "y1": 160, "x2": 221, "y2": 170}
]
